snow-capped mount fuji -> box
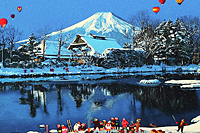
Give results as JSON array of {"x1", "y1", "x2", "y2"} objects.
[{"x1": 48, "y1": 12, "x2": 139, "y2": 46}]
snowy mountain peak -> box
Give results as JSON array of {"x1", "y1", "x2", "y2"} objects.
[{"x1": 49, "y1": 12, "x2": 139, "y2": 46}]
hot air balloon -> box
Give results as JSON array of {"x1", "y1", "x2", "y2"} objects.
[
  {"x1": 153, "y1": 7, "x2": 160, "y2": 13},
  {"x1": 0, "y1": 18, "x2": 8, "y2": 28},
  {"x1": 17, "y1": 6, "x2": 22, "y2": 12},
  {"x1": 11, "y1": 14, "x2": 15, "y2": 19},
  {"x1": 159, "y1": 0, "x2": 166, "y2": 6},
  {"x1": 176, "y1": 0, "x2": 184, "y2": 5}
]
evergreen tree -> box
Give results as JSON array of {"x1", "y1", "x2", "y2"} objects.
[
  {"x1": 18, "y1": 33, "x2": 40, "y2": 64},
  {"x1": 153, "y1": 19, "x2": 191, "y2": 65}
]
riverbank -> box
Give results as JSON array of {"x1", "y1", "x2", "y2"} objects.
[{"x1": 0, "y1": 64, "x2": 200, "y2": 81}]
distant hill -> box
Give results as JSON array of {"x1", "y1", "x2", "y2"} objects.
[{"x1": 47, "y1": 12, "x2": 140, "y2": 47}]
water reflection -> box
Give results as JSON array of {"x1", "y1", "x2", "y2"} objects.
[
  {"x1": 0, "y1": 81, "x2": 199, "y2": 116},
  {"x1": 0, "y1": 79, "x2": 200, "y2": 132},
  {"x1": 18, "y1": 84, "x2": 48, "y2": 117}
]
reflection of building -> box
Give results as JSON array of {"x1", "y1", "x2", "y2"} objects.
[{"x1": 18, "y1": 84, "x2": 48, "y2": 117}]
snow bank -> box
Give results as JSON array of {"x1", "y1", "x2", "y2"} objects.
[
  {"x1": 165, "y1": 80, "x2": 200, "y2": 85},
  {"x1": 141, "y1": 116, "x2": 200, "y2": 133},
  {"x1": 138, "y1": 79, "x2": 161, "y2": 87},
  {"x1": 180, "y1": 84, "x2": 200, "y2": 90},
  {"x1": 191, "y1": 115, "x2": 200, "y2": 123}
]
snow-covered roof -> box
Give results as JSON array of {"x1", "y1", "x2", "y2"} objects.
[
  {"x1": 69, "y1": 34, "x2": 122, "y2": 54},
  {"x1": 45, "y1": 41, "x2": 72, "y2": 56}
]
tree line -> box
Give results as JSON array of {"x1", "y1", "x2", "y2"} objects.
[{"x1": 126, "y1": 10, "x2": 200, "y2": 66}]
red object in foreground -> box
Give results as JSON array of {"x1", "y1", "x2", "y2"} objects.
[
  {"x1": 50, "y1": 68, "x2": 54, "y2": 72},
  {"x1": 0, "y1": 18, "x2": 8, "y2": 28},
  {"x1": 159, "y1": 0, "x2": 166, "y2": 6},
  {"x1": 153, "y1": 7, "x2": 160, "y2": 13}
]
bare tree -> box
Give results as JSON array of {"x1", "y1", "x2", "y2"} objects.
[
  {"x1": 126, "y1": 10, "x2": 161, "y2": 50},
  {"x1": 6, "y1": 25, "x2": 22, "y2": 63},
  {"x1": 179, "y1": 15, "x2": 200, "y2": 49},
  {"x1": 56, "y1": 27, "x2": 71, "y2": 61},
  {"x1": 36, "y1": 25, "x2": 53, "y2": 61},
  {"x1": 0, "y1": 27, "x2": 9, "y2": 67},
  {"x1": 129, "y1": 10, "x2": 161, "y2": 29}
]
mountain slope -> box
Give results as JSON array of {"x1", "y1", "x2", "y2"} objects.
[{"x1": 48, "y1": 12, "x2": 140, "y2": 46}]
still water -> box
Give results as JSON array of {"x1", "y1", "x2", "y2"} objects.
[{"x1": 0, "y1": 76, "x2": 200, "y2": 133}]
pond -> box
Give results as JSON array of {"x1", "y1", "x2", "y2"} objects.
[{"x1": 0, "y1": 76, "x2": 200, "y2": 133}]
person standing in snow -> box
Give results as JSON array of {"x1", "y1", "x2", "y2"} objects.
[
  {"x1": 105, "y1": 121, "x2": 112, "y2": 133},
  {"x1": 73, "y1": 122, "x2": 81, "y2": 132},
  {"x1": 91, "y1": 118, "x2": 100, "y2": 129},
  {"x1": 62, "y1": 125, "x2": 68, "y2": 133},
  {"x1": 176, "y1": 119, "x2": 187, "y2": 133},
  {"x1": 134, "y1": 119, "x2": 141, "y2": 133},
  {"x1": 111, "y1": 117, "x2": 116, "y2": 129},
  {"x1": 115, "y1": 117, "x2": 120, "y2": 130},
  {"x1": 57, "y1": 124, "x2": 62, "y2": 133},
  {"x1": 121, "y1": 118, "x2": 129, "y2": 129}
]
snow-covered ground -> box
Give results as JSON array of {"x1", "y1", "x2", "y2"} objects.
[
  {"x1": 0, "y1": 64, "x2": 200, "y2": 83},
  {"x1": 141, "y1": 115, "x2": 200, "y2": 133},
  {"x1": 27, "y1": 115, "x2": 200, "y2": 133}
]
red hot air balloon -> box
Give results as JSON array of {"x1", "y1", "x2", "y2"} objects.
[
  {"x1": 11, "y1": 14, "x2": 15, "y2": 19},
  {"x1": 0, "y1": 18, "x2": 8, "y2": 28},
  {"x1": 17, "y1": 6, "x2": 22, "y2": 12},
  {"x1": 159, "y1": 0, "x2": 166, "y2": 6},
  {"x1": 153, "y1": 7, "x2": 160, "y2": 13},
  {"x1": 176, "y1": 0, "x2": 184, "y2": 5}
]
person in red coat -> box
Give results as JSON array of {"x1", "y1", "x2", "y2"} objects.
[
  {"x1": 176, "y1": 119, "x2": 187, "y2": 133},
  {"x1": 121, "y1": 118, "x2": 129, "y2": 129}
]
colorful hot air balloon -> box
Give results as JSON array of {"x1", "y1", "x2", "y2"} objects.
[
  {"x1": 17, "y1": 6, "x2": 22, "y2": 12},
  {"x1": 176, "y1": 0, "x2": 184, "y2": 5},
  {"x1": 159, "y1": 0, "x2": 166, "y2": 6},
  {"x1": 0, "y1": 18, "x2": 8, "y2": 28},
  {"x1": 11, "y1": 14, "x2": 15, "y2": 19},
  {"x1": 153, "y1": 7, "x2": 160, "y2": 13}
]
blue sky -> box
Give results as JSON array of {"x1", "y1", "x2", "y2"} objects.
[{"x1": 0, "y1": 0, "x2": 199, "y2": 40}]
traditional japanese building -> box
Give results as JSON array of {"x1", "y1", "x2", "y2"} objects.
[{"x1": 68, "y1": 34, "x2": 122, "y2": 56}]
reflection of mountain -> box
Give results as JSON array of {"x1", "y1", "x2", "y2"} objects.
[
  {"x1": 88, "y1": 86, "x2": 108, "y2": 106},
  {"x1": 69, "y1": 84, "x2": 112, "y2": 107}
]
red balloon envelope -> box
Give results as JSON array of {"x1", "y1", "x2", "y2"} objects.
[
  {"x1": 11, "y1": 14, "x2": 15, "y2": 19},
  {"x1": 176, "y1": 0, "x2": 184, "y2": 5},
  {"x1": 153, "y1": 7, "x2": 160, "y2": 13},
  {"x1": 159, "y1": 0, "x2": 166, "y2": 6},
  {"x1": 17, "y1": 6, "x2": 22, "y2": 12},
  {"x1": 0, "y1": 18, "x2": 8, "y2": 28}
]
